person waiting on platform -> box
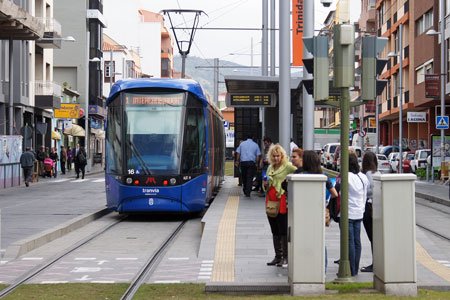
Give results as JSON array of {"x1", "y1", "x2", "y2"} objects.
[
  {"x1": 291, "y1": 148, "x2": 304, "y2": 173},
  {"x1": 263, "y1": 144, "x2": 296, "y2": 268},
  {"x1": 235, "y1": 134, "x2": 261, "y2": 197}
]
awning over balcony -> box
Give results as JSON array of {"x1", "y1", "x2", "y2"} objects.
[{"x1": 0, "y1": 0, "x2": 44, "y2": 40}]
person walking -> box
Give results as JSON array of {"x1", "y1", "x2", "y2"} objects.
[
  {"x1": 235, "y1": 134, "x2": 261, "y2": 197},
  {"x1": 263, "y1": 144, "x2": 297, "y2": 268},
  {"x1": 20, "y1": 147, "x2": 36, "y2": 187},
  {"x1": 36, "y1": 145, "x2": 47, "y2": 177},
  {"x1": 60, "y1": 145, "x2": 67, "y2": 175},
  {"x1": 360, "y1": 151, "x2": 378, "y2": 273},
  {"x1": 50, "y1": 147, "x2": 59, "y2": 178},
  {"x1": 67, "y1": 147, "x2": 73, "y2": 171},
  {"x1": 347, "y1": 153, "x2": 369, "y2": 277},
  {"x1": 74, "y1": 143, "x2": 81, "y2": 178},
  {"x1": 76, "y1": 146, "x2": 87, "y2": 179}
]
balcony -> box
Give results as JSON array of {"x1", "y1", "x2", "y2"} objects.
[
  {"x1": 36, "y1": 18, "x2": 62, "y2": 48},
  {"x1": 34, "y1": 81, "x2": 61, "y2": 109}
]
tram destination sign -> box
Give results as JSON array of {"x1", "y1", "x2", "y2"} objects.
[{"x1": 226, "y1": 93, "x2": 277, "y2": 107}]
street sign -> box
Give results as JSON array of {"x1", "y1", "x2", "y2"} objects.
[{"x1": 436, "y1": 116, "x2": 449, "y2": 129}]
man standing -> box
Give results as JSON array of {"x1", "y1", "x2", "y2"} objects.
[
  {"x1": 235, "y1": 134, "x2": 261, "y2": 197},
  {"x1": 60, "y1": 145, "x2": 67, "y2": 175},
  {"x1": 36, "y1": 145, "x2": 46, "y2": 177},
  {"x1": 20, "y1": 147, "x2": 36, "y2": 187},
  {"x1": 74, "y1": 143, "x2": 81, "y2": 179}
]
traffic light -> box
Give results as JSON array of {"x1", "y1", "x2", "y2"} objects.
[
  {"x1": 361, "y1": 36, "x2": 389, "y2": 100},
  {"x1": 302, "y1": 35, "x2": 329, "y2": 100},
  {"x1": 333, "y1": 24, "x2": 355, "y2": 88}
]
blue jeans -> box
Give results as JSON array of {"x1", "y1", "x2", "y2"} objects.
[{"x1": 348, "y1": 219, "x2": 362, "y2": 276}]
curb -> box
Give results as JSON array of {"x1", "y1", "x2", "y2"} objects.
[
  {"x1": 205, "y1": 282, "x2": 290, "y2": 295},
  {"x1": 4, "y1": 207, "x2": 110, "y2": 259},
  {"x1": 415, "y1": 192, "x2": 450, "y2": 208}
]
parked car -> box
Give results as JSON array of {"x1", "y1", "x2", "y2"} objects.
[
  {"x1": 335, "y1": 146, "x2": 363, "y2": 172},
  {"x1": 376, "y1": 154, "x2": 390, "y2": 173},
  {"x1": 387, "y1": 152, "x2": 400, "y2": 173},
  {"x1": 396, "y1": 151, "x2": 415, "y2": 173},
  {"x1": 410, "y1": 149, "x2": 431, "y2": 173},
  {"x1": 380, "y1": 145, "x2": 399, "y2": 157},
  {"x1": 321, "y1": 143, "x2": 340, "y2": 169}
]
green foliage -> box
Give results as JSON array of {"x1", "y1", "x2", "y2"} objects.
[{"x1": 416, "y1": 168, "x2": 426, "y2": 178}]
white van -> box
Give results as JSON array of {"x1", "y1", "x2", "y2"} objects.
[{"x1": 321, "y1": 143, "x2": 340, "y2": 169}]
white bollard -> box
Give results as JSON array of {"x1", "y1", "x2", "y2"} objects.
[
  {"x1": 287, "y1": 174, "x2": 326, "y2": 296},
  {"x1": 372, "y1": 173, "x2": 417, "y2": 297}
]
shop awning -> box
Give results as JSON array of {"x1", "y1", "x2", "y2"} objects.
[
  {"x1": 64, "y1": 124, "x2": 85, "y2": 137},
  {"x1": 51, "y1": 130, "x2": 61, "y2": 140}
]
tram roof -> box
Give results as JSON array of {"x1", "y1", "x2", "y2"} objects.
[{"x1": 106, "y1": 78, "x2": 208, "y2": 106}]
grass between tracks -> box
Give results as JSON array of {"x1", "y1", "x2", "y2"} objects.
[
  {"x1": 225, "y1": 160, "x2": 234, "y2": 176},
  {"x1": 1, "y1": 283, "x2": 450, "y2": 299}
]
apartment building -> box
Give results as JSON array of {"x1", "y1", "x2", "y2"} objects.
[{"x1": 376, "y1": 0, "x2": 449, "y2": 151}]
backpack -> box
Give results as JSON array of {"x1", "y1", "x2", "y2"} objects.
[{"x1": 78, "y1": 152, "x2": 87, "y2": 165}]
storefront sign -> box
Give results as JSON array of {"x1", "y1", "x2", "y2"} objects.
[
  {"x1": 54, "y1": 104, "x2": 80, "y2": 119},
  {"x1": 368, "y1": 117, "x2": 376, "y2": 128},
  {"x1": 89, "y1": 105, "x2": 107, "y2": 118},
  {"x1": 90, "y1": 117, "x2": 102, "y2": 129},
  {"x1": 407, "y1": 112, "x2": 427, "y2": 122},
  {"x1": 425, "y1": 74, "x2": 440, "y2": 98}
]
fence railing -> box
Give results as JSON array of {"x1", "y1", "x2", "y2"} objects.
[
  {"x1": 0, "y1": 162, "x2": 21, "y2": 189},
  {"x1": 34, "y1": 81, "x2": 62, "y2": 97}
]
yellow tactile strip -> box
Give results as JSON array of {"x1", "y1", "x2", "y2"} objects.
[
  {"x1": 211, "y1": 187, "x2": 240, "y2": 282},
  {"x1": 416, "y1": 241, "x2": 450, "y2": 282}
]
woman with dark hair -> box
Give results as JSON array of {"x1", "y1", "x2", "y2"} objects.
[
  {"x1": 360, "y1": 151, "x2": 378, "y2": 273},
  {"x1": 347, "y1": 153, "x2": 369, "y2": 276},
  {"x1": 291, "y1": 148, "x2": 304, "y2": 173}
]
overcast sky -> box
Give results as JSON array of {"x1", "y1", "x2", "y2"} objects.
[{"x1": 103, "y1": 0, "x2": 361, "y2": 68}]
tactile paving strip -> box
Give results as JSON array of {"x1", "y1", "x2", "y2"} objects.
[{"x1": 416, "y1": 241, "x2": 450, "y2": 283}]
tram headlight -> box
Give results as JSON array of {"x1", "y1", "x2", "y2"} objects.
[
  {"x1": 170, "y1": 178, "x2": 177, "y2": 185},
  {"x1": 126, "y1": 177, "x2": 132, "y2": 184}
]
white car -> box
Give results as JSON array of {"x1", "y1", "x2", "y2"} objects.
[
  {"x1": 410, "y1": 149, "x2": 431, "y2": 173},
  {"x1": 376, "y1": 154, "x2": 390, "y2": 173},
  {"x1": 321, "y1": 143, "x2": 340, "y2": 168},
  {"x1": 387, "y1": 152, "x2": 399, "y2": 173}
]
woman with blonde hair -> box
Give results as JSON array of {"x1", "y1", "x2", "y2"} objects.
[{"x1": 263, "y1": 144, "x2": 297, "y2": 267}]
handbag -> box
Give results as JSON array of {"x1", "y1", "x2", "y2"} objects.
[{"x1": 266, "y1": 186, "x2": 280, "y2": 218}]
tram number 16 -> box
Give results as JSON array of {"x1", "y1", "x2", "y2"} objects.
[{"x1": 148, "y1": 198, "x2": 154, "y2": 206}]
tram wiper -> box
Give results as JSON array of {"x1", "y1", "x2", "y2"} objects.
[{"x1": 128, "y1": 140, "x2": 152, "y2": 175}]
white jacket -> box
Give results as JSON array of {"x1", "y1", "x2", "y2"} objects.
[{"x1": 347, "y1": 172, "x2": 369, "y2": 220}]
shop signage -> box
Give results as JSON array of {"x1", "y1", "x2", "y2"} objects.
[
  {"x1": 54, "y1": 104, "x2": 80, "y2": 119},
  {"x1": 407, "y1": 112, "x2": 427, "y2": 123},
  {"x1": 425, "y1": 74, "x2": 440, "y2": 98},
  {"x1": 89, "y1": 105, "x2": 107, "y2": 118},
  {"x1": 368, "y1": 117, "x2": 376, "y2": 128},
  {"x1": 90, "y1": 117, "x2": 102, "y2": 129}
]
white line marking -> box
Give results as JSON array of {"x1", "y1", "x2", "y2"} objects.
[
  {"x1": 444, "y1": 264, "x2": 450, "y2": 267},
  {"x1": 197, "y1": 276, "x2": 210, "y2": 280},
  {"x1": 71, "y1": 179, "x2": 85, "y2": 183},
  {"x1": 200, "y1": 268, "x2": 212, "y2": 272},
  {"x1": 74, "y1": 258, "x2": 96, "y2": 261},
  {"x1": 168, "y1": 257, "x2": 189, "y2": 261},
  {"x1": 75, "y1": 275, "x2": 92, "y2": 281},
  {"x1": 154, "y1": 280, "x2": 181, "y2": 284},
  {"x1": 202, "y1": 260, "x2": 214, "y2": 263},
  {"x1": 21, "y1": 257, "x2": 43, "y2": 261},
  {"x1": 198, "y1": 272, "x2": 212, "y2": 275},
  {"x1": 91, "y1": 280, "x2": 115, "y2": 284},
  {"x1": 71, "y1": 267, "x2": 109, "y2": 273},
  {"x1": 116, "y1": 258, "x2": 138, "y2": 261},
  {"x1": 201, "y1": 264, "x2": 213, "y2": 267},
  {"x1": 41, "y1": 281, "x2": 68, "y2": 284},
  {"x1": 50, "y1": 179, "x2": 69, "y2": 183},
  {"x1": 92, "y1": 179, "x2": 105, "y2": 183},
  {"x1": 0, "y1": 261, "x2": 8, "y2": 265},
  {"x1": 438, "y1": 260, "x2": 450, "y2": 263}
]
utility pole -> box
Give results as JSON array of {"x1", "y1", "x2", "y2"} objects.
[
  {"x1": 262, "y1": 0, "x2": 268, "y2": 145},
  {"x1": 213, "y1": 58, "x2": 219, "y2": 104},
  {"x1": 302, "y1": 0, "x2": 314, "y2": 150},
  {"x1": 279, "y1": 0, "x2": 290, "y2": 152}
]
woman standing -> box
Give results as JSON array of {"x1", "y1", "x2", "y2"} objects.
[
  {"x1": 263, "y1": 144, "x2": 296, "y2": 268},
  {"x1": 291, "y1": 148, "x2": 304, "y2": 173},
  {"x1": 66, "y1": 147, "x2": 73, "y2": 171},
  {"x1": 347, "y1": 153, "x2": 369, "y2": 276},
  {"x1": 77, "y1": 146, "x2": 88, "y2": 179},
  {"x1": 360, "y1": 151, "x2": 378, "y2": 273}
]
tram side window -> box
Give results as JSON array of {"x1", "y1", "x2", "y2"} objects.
[
  {"x1": 106, "y1": 103, "x2": 122, "y2": 174},
  {"x1": 182, "y1": 108, "x2": 206, "y2": 174}
]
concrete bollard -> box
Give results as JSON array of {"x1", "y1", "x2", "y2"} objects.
[
  {"x1": 372, "y1": 173, "x2": 417, "y2": 297},
  {"x1": 286, "y1": 174, "x2": 326, "y2": 296}
]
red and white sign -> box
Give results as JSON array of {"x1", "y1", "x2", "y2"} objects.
[
  {"x1": 79, "y1": 108, "x2": 85, "y2": 118},
  {"x1": 358, "y1": 130, "x2": 366, "y2": 137}
]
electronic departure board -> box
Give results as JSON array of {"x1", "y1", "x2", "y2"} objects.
[{"x1": 226, "y1": 93, "x2": 276, "y2": 107}]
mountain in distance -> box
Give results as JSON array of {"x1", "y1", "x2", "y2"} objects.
[{"x1": 173, "y1": 55, "x2": 253, "y2": 98}]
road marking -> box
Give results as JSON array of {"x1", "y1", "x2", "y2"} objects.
[
  {"x1": 116, "y1": 258, "x2": 138, "y2": 261},
  {"x1": 211, "y1": 187, "x2": 240, "y2": 282},
  {"x1": 199, "y1": 272, "x2": 212, "y2": 275},
  {"x1": 91, "y1": 280, "x2": 115, "y2": 283},
  {"x1": 417, "y1": 242, "x2": 450, "y2": 282},
  {"x1": 75, "y1": 275, "x2": 92, "y2": 281},
  {"x1": 154, "y1": 280, "x2": 180, "y2": 283},
  {"x1": 71, "y1": 179, "x2": 85, "y2": 183},
  {"x1": 201, "y1": 263, "x2": 213, "y2": 267},
  {"x1": 168, "y1": 257, "x2": 189, "y2": 260},
  {"x1": 50, "y1": 179, "x2": 69, "y2": 183},
  {"x1": 198, "y1": 276, "x2": 211, "y2": 280},
  {"x1": 202, "y1": 260, "x2": 214, "y2": 264},
  {"x1": 71, "y1": 267, "x2": 109, "y2": 273},
  {"x1": 0, "y1": 261, "x2": 8, "y2": 265},
  {"x1": 200, "y1": 268, "x2": 212, "y2": 272},
  {"x1": 21, "y1": 257, "x2": 43, "y2": 261},
  {"x1": 438, "y1": 260, "x2": 449, "y2": 263},
  {"x1": 75, "y1": 258, "x2": 96, "y2": 261},
  {"x1": 96, "y1": 260, "x2": 109, "y2": 265},
  {"x1": 41, "y1": 281, "x2": 68, "y2": 284},
  {"x1": 92, "y1": 178, "x2": 105, "y2": 183}
]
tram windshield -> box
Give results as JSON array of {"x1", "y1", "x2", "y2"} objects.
[{"x1": 124, "y1": 92, "x2": 184, "y2": 175}]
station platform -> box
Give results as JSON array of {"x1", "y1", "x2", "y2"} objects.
[{"x1": 198, "y1": 176, "x2": 450, "y2": 293}]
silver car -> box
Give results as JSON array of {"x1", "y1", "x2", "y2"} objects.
[
  {"x1": 387, "y1": 152, "x2": 399, "y2": 173},
  {"x1": 376, "y1": 154, "x2": 390, "y2": 173}
]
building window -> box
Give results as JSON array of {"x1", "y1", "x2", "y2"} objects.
[
  {"x1": 394, "y1": 74, "x2": 399, "y2": 95},
  {"x1": 416, "y1": 9, "x2": 433, "y2": 36},
  {"x1": 368, "y1": 0, "x2": 376, "y2": 10},
  {"x1": 378, "y1": 1, "x2": 385, "y2": 27},
  {"x1": 415, "y1": 60, "x2": 434, "y2": 84},
  {"x1": 394, "y1": 32, "x2": 400, "y2": 53}
]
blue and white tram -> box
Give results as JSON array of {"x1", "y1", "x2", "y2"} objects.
[{"x1": 105, "y1": 79, "x2": 225, "y2": 213}]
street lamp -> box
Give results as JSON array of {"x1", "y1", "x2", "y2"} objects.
[
  {"x1": 427, "y1": 24, "x2": 446, "y2": 172},
  {"x1": 388, "y1": 24, "x2": 404, "y2": 173}
]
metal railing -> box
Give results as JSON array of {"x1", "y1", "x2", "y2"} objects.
[
  {"x1": 0, "y1": 162, "x2": 21, "y2": 189},
  {"x1": 36, "y1": 18, "x2": 62, "y2": 35},
  {"x1": 34, "y1": 81, "x2": 62, "y2": 97}
]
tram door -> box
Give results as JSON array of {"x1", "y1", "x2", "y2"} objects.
[{"x1": 234, "y1": 108, "x2": 261, "y2": 178}]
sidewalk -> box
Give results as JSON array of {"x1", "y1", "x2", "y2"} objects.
[
  {"x1": 25, "y1": 163, "x2": 105, "y2": 186},
  {"x1": 415, "y1": 180, "x2": 450, "y2": 207}
]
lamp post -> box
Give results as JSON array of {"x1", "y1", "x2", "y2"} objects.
[
  {"x1": 388, "y1": 23, "x2": 404, "y2": 173},
  {"x1": 427, "y1": 2, "x2": 447, "y2": 171},
  {"x1": 109, "y1": 45, "x2": 127, "y2": 94}
]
